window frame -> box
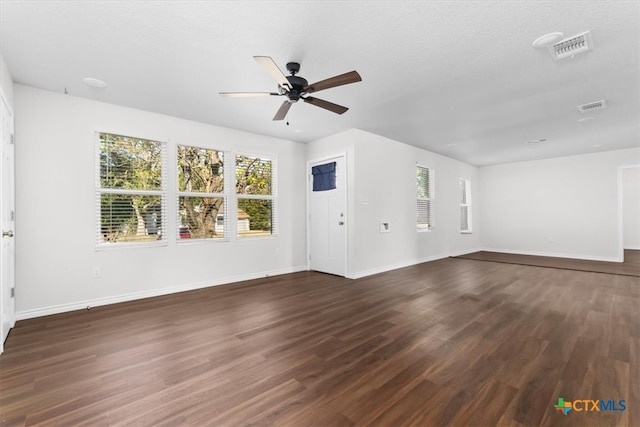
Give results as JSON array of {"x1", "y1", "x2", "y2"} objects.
[
  {"x1": 95, "y1": 131, "x2": 167, "y2": 249},
  {"x1": 416, "y1": 164, "x2": 434, "y2": 232},
  {"x1": 176, "y1": 144, "x2": 228, "y2": 242},
  {"x1": 235, "y1": 152, "x2": 278, "y2": 239},
  {"x1": 459, "y1": 178, "x2": 472, "y2": 234}
]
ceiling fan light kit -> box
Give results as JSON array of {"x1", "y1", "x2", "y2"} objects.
[{"x1": 220, "y1": 56, "x2": 362, "y2": 121}]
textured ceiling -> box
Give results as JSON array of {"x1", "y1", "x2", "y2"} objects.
[{"x1": 1, "y1": 1, "x2": 639, "y2": 166}]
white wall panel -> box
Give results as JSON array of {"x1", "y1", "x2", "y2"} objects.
[{"x1": 479, "y1": 148, "x2": 640, "y2": 261}]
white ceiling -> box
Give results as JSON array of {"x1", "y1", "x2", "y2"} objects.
[{"x1": 1, "y1": 1, "x2": 638, "y2": 166}]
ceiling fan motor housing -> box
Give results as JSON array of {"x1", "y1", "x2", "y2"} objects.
[{"x1": 285, "y1": 75, "x2": 308, "y2": 102}]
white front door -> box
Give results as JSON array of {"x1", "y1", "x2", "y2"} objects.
[
  {"x1": 308, "y1": 155, "x2": 347, "y2": 277},
  {"x1": 1, "y1": 95, "x2": 15, "y2": 353}
]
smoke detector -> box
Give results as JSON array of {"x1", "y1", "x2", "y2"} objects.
[
  {"x1": 83, "y1": 77, "x2": 107, "y2": 88},
  {"x1": 577, "y1": 100, "x2": 607, "y2": 113},
  {"x1": 550, "y1": 31, "x2": 593, "y2": 60},
  {"x1": 532, "y1": 32, "x2": 564, "y2": 48}
]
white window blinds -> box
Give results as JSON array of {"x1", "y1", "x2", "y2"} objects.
[
  {"x1": 96, "y1": 132, "x2": 167, "y2": 246},
  {"x1": 417, "y1": 165, "x2": 432, "y2": 231}
]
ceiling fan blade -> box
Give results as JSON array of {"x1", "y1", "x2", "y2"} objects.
[
  {"x1": 303, "y1": 71, "x2": 361, "y2": 94},
  {"x1": 254, "y1": 56, "x2": 292, "y2": 90},
  {"x1": 273, "y1": 101, "x2": 292, "y2": 121},
  {"x1": 303, "y1": 97, "x2": 349, "y2": 115},
  {"x1": 219, "y1": 92, "x2": 280, "y2": 97}
]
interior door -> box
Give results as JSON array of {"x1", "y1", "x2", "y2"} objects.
[
  {"x1": 1, "y1": 94, "x2": 15, "y2": 353},
  {"x1": 309, "y1": 155, "x2": 347, "y2": 276}
]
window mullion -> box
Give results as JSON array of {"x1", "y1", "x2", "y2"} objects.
[
  {"x1": 99, "y1": 188, "x2": 164, "y2": 196},
  {"x1": 236, "y1": 194, "x2": 274, "y2": 201},
  {"x1": 178, "y1": 191, "x2": 225, "y2": 198}
]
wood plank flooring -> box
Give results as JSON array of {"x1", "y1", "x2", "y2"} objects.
[
  {"x1": 455, "y1": 249, "x2": 640, "y2": 277},
  {"x1": 1, "y1": 257, "x2": 638, "y2": 426}
]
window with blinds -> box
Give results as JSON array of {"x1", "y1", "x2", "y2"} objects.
[
  {"x1": 417, "y1": 165, "x2": 432, "y2": 231},
  {"x1": 177, "y1": 145, "x2": 226, "y2": 240},
  {"x1": 96, "y1": 132, "x2": 166, "y2": 246},
  {"x1": 236, "y1": 154, "x2": 276, "y2": 238},
  {"x1": 459, "y1": 178, "x2": 472, "y2": 233}
]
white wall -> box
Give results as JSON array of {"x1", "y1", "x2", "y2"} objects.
[
  {"x1": 0, "y1": 54, "x2": 13, "y2": 109},
  {"x1": 479, "y1": 148, "x2": 640, "y2": 261},
  {"x1": 622, "y1": 166, "x2": 640, "y2": 249},
  {"x1": 307, "y1": 129, "x2": 480, "y2": 278},
  {"x1": 14, "y1": 85, "x2": 307, "y2": 318}
]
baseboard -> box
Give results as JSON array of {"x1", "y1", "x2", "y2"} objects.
[
  {"x1": 624, "y1": 246, "x2": 640, "y2": 250},
  {"x1": 449, "y1": 248, "x2": 483, "y2": 258},
  {"x1": 479, "y1": 247, "x2": 622, "y2": 263},
  {"x1": 15, "y1": 265, "x2": 308, "y2": 321},
  {"x1": 346, "y1": 250, "x2": 479, "y2": 280}
]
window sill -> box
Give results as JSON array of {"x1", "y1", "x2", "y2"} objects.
[
  {"x1": 96, "y1": 241, "x2": 168, "y2": 251},
  {"x1": 176, "y1": 237, "x2": 229, "y2": 245},
  {"x1": 237, "y1": 234, "x2": 278, "y2": 241}
]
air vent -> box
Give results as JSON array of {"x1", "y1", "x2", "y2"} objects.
[
  {"x1": 551, "y1": 31, "x2": 593, "y2": 60},
  {"x1": 577, "y1": 100, "x2": 607, "y2": 113}
]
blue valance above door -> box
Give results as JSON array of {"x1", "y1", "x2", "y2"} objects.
[{"x1": 312, "y1": 162, "x2": 337, "y2": 191}]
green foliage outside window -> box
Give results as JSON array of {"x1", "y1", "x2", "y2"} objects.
[
  {"x1": 99, "y1": 133, "x2": 164, "y2": 243},
  {"x1": 177, "y1": 146, "x2": 225, "y2": 239},
  {"x1": 98, "y1": 136, "x2": 277, "y2": 243},
  {"x1": 236, "y1": 155, "x2": 273, "y2": 235}
]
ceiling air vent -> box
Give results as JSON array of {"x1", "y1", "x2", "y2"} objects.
[
  {"x1": 551, "y1": 31, "x2": 593, "y2": 60},
  {"x1": 577, "y1": 100, "x2": 607, "y2": 113}
]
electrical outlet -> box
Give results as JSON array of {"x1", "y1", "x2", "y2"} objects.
[{"x1": 92, "y1": 266, "x2": 102, "y2": 279}]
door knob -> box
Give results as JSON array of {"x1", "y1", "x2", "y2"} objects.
[
  {"x1": 338, "y1": 221, "x2": 344, "y2": 226},
  {"x1": 2, "y1": 230, "x2": 13, "y2": 238}
]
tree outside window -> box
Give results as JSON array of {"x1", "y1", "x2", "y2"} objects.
[
  {"x1": 177, "y1": 145, "x2": 226, "y2": 239},
  {"x1": 98, "y1": 133, "x2": 166, "y2": 244},
  {"x1": 236, "y1": 154, "x2": 276, "y2": 237}
]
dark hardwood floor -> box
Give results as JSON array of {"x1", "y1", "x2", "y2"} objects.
[
  {"x1": 1, "y1": 257, "x2": 638, "y2": 426},
  {"x1": 455, "y1": 249, "x2": 640, "y2": 277}
]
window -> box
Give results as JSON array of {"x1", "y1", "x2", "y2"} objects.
[
  {"x1": 459, "y1": 178, "x2": 472, "y2": 233},
  {"x1": 97, "y1": 132, "x2": 166, "y2": 245},
  {"x1": 236, "y1": 154, "x2": 276, "y2": 237},
  {"x1": 416, "y1": 165, "x2": 432, "y2": 231},
  {"x1": 177, "y1": 145, "x2": 226, "y2": 240}
]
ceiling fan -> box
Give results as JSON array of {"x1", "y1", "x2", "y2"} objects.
[{"x1": 219, "y1": 56, "x2": 362, "y2": 121}]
